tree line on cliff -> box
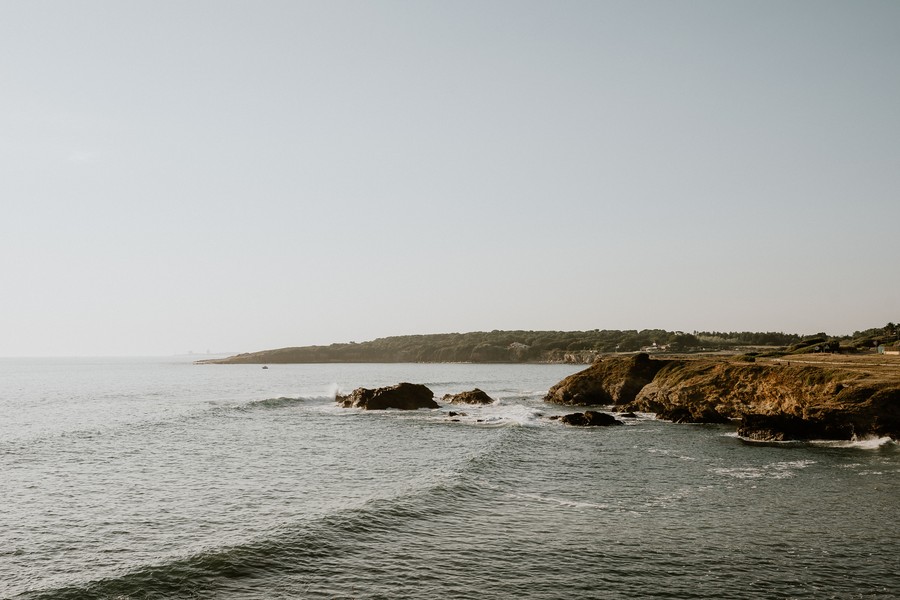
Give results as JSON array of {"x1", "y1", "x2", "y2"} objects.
[
  {"x1": 212, "y1": 328, "x2": 828, "y2": 364},
  {"x1": 206, "y1": 323, "x2": 900, "y2": 364}
]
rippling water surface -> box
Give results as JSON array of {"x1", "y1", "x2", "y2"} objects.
[{"x1": 2, "y1": 357, "x2": 898, "y2": 599}]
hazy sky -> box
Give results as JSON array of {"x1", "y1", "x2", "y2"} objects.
[{"x1": 2, "y1": 1, "x2": 899, "y2": 356}]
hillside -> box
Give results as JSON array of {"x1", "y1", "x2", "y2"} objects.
[{"x1": 197, "y1": 323, "x2": 899, "y2": 365}]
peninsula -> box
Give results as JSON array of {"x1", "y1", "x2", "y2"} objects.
[{"x1": 196, "y1": 326, "x2": 895, "y2": 365}]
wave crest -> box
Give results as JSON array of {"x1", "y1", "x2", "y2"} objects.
[{"x1": 244, "y1": 396, "x2": 306, "y2": 410}]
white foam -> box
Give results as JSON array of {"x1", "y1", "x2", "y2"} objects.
[
  {"x1": 711, "y1": 459, "x2": 816, "y2": 480},
  {"x1": 808, "y1": 436, "x2": 895, "y2": 450},
  {"x1": 510, "y1": 492, "x2": 610, "y2": 510},
  {"x1": 737, "y1": 434, "x2": 896, "y2": 449},
  {"x1": 470, "y1": 403, "x2": 546, "y2": 427}
]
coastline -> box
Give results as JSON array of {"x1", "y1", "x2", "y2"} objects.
[{"x1": 544, "y1": 353, "x2": 900, "y2": 441}]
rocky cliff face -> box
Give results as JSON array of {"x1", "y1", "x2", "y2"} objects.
[
  {"x1": 545, "y1": 355, "x2": 900, "y2": 440},
  {"x1": 544, "y1": 353, "x2": 667, "y2": 405}
]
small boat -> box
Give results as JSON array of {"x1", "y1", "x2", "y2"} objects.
[{"x1": 262, "y1": 366, "x2": 269, "y2": 370}]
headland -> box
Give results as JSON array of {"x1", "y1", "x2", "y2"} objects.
[{"x1": 545, "y1": 353, "x2": 900, "y2": 441}]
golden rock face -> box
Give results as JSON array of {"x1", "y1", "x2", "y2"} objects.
[{"x1": 546, "y1": 354, "x2": 900, "y2": 440}]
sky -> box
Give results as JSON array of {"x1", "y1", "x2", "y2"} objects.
[{"x1": 1, "y1": 0, "x2": 899, "y2": 356}]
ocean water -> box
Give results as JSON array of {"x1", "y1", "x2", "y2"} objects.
[{"x1": 2, "y1": 357, "x2": 899, "y2": 600}]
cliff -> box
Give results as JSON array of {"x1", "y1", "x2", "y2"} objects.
[
  {"x1": 544, "y1": 352, "x2": 668, "y2": 405},
  {"x1": 545, "y1": 354, "x2": 900, "y2": 441}
]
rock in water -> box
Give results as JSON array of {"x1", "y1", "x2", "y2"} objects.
[
  {"x1": 738, "y1": 413, "x2": 854, "y2": 441},
  {"x1": 559, "y1": 411, "x2": 624, "y2": 427},
  {"x1": 336, "y1": 383, "x2": 438, "y2": 410},
  {"x1": 442, "y1": 388, "x2": 495, "y2": 405}
]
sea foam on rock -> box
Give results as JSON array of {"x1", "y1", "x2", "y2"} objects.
[{"x1": 337, "y1": 383, "x2": 439, "y2": 410}]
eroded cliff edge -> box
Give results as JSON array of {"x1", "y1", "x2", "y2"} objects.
[{"x1": 545, "y1": 353, "x2": 900, "y2": 441}]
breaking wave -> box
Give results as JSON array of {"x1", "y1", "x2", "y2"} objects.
[
  {"x1": 808, "y1": 436, "x2": 896, "y2": 450},
  {"x1": 736, "y1": 434, "x2": 897, "y2": 450}
]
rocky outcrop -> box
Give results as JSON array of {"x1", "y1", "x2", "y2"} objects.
[
  {"x1": 337, "y1": 383, "x2": 439, "y2": 410},
  {"x1": 737, "y1": 413, "x2": 852, "y2": 441},
  {"x1": 442, "y1": 388, "x2": 495, "y2": 405},
  {"x1": 546, "y1": 356, "x2": 900, "y2": 440},
  {"x1": 555, "y1": 411, "x2": 623, "y2": 427},
  {"x1": 735, "y1": 382, "x2": 900, "y2": 440},
  {"x1": 544, "y1": 353, "x2": 668, "y2": 405}
]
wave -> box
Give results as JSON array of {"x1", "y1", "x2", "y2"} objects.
[
  {"x1": 16, "y1": 514, "x2": 351, "y2": 600},
  {"x1": 18, "y1": 477, "x2": 487, "y2": 600},
  {"x1": 807, "y1": 436, "x2": 896, "y2": 450},
  {"x1": 241, "y1": 396, "x2": 308, "y2": 410},
  {"x1": 4, "y1": 393, "x2": 326, "y2": 450},
  {"x1": 463, "y1": 402, "x2": 547, "y2": 427},
  {"x1": 735, "y1": 434, "x2": 897, "y2": 450},
  {"x1": 17, "y1": 424, "x2": 521, "y2": 600},
  {"x1": 508, "y1": 491, "x2": 611, "y2": 511},
  {"x1": 710, "y1": 459, "x2": 817, "y2": 480}
]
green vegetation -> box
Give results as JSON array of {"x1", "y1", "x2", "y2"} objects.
[
  {"x1": 693, "y1": 331, "x2": 802, "y2": 346},
  {"x1": 202, "y1": 323, "x2": 900, "y2": 365},
  {"x1": 849, "y1": 322, "x2": 900, "y2": 351}
]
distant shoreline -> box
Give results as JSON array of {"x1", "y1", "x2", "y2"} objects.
[{"x1": 196, "y1": 326, "x2": 898, "y2": 366}]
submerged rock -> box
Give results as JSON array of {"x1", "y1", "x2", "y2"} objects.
[
  {"x1": 559, "y1": 411, "x2": 623, "y2": 427},
  {"x1": 336, "y1": 383, "x2": 439, "y2": 410},
  {"x1": 442, "y1": 388, "x2": 495, "y2": 405}
]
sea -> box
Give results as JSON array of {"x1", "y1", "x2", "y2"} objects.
[{"x1": 2, "y1": 357, "x2": 899, "y2": 600}]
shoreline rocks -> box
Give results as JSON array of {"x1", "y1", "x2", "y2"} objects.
[
  {"x1": 737, "y1": 413, "x2": 854, "y2": 441},
  {"x1": 546, "y1": 355, "x2": 900, "y2": 441},
  {"x1": 553, "y1": 411, "x2": 623, "y2": 427},
  {"x1": 442, "y1": 388, "x2": 495, "y2": 405},
  {"x1": 337, "y1": 383, "x2": 439, "y2": 410}
]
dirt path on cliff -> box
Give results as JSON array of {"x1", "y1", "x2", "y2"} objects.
[{"x1": 761, "y1": 354, "x2": 900, "y2": 382}]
